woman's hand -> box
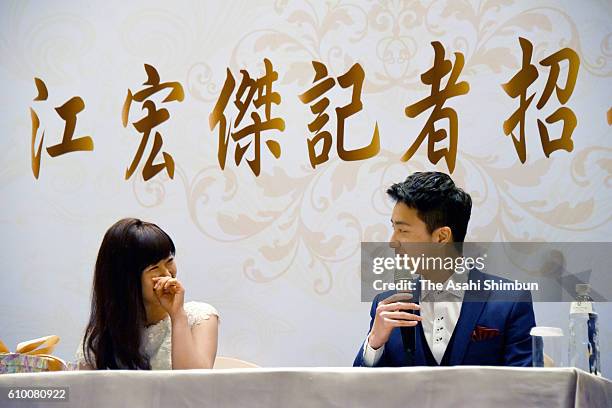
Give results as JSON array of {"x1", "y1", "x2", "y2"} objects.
[{"x1": 152, "y1": 276, "x2": 185, "y2": 319}]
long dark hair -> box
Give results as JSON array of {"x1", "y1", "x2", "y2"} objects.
[{"x1": 82, "y1": 218, "x2": 175, "y2": 369}]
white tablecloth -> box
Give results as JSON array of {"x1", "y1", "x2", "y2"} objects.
[{"x1": 1, "y1": 367, "x2": 610, "y2": 408}]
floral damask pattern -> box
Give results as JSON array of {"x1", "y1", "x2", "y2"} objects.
[{"x1": 171, "y1": 1, "x2": 611, "y2": 293}]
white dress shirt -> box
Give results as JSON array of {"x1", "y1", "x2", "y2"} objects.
[{"x1": 363, "y1": 272, "x2": 467, "y2": 365}]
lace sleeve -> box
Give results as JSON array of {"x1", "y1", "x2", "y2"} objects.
[
  {"x1": 75, "y1": 336, "x2": 95, "y2": 369},
  {"x1": 184, "y1": 302, "x2": 219, "y2": 328}
]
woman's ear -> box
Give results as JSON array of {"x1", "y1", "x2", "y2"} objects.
[{"x1": 433, "y1": 226, "x2": 453, "y2": 243}]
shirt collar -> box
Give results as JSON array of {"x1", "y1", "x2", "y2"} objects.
[{"x1": 420, "y1": 269, "x2": 469, "y2": 300}]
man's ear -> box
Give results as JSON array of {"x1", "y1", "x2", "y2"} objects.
[{"x1": 433, "y1": 226, "x2": 453, "y2": 243}]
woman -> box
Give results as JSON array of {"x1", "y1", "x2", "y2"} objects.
[{"x1": 76, "y1": 218, "x2": 218, "y2": 369}]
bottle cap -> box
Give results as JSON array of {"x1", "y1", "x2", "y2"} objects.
[{"x1": 576, "y1": 283, "x2": 590, "y2": 295}]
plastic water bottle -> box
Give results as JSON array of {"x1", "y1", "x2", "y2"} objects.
[{"x1": 568, "y1": 284, "x2": 601, "y2": 375}]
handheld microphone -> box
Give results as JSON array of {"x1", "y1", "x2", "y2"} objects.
[{"x1": 395, "y1": 269, "x2": 420, "y2": 365}]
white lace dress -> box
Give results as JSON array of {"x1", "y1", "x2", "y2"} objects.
[{"x1": 75, "y1": 302, "x2": 219, "y2": 370}]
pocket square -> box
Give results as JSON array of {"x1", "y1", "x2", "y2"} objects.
[{"x1": 471, "y1": 325, "x2": 501, "y2": 341}]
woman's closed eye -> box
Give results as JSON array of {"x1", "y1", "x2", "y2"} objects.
[{"x1": 157, "y1": 270, "x2": 173, "y2": 278}]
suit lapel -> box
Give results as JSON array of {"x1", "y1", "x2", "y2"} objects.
[
  {"x1": 448, "y1": 269, "x2": 491, "y2": 365},
  {"x1": 413, "y1": 322, "x2": 428, "y2": 365}
]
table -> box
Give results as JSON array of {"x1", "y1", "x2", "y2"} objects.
[{"x1": 1, "y1": 367, "x2": 610, "y2": 408}]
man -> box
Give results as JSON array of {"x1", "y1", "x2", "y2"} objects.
[{"x1": 354, "y1": 171, "x2": 536, "y2": 367}]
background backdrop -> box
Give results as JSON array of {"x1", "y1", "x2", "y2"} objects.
[{"x1": 1, "y1": 0, "x2": 610, "y2": 373}]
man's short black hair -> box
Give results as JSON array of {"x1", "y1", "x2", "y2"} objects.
[{"x1": 387, "y1": 171, "x2": 472, "y2": 242}]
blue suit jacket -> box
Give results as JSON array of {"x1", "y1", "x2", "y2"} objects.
[{"x1": 353, "y1": 269, "x2": 536, "y2": 367}]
